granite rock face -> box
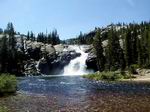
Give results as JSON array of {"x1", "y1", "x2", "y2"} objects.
[
  {"x1": 0, "y1": 34, "x2": 85, "y2": 75},
  {"x1": 23, "y1": 42, "x2": 81, "y2": 75},
  {"x1": 85, "y1": 48, "x2": 98, "y2": 71}
]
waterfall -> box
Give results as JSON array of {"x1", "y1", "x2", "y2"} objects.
[{"x1": 62, "y1": 45, "x2": 93, "y2": 76}]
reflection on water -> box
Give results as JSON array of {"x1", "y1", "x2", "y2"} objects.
[
  {"x1": 15, "y1": 76, "x2": 150, "y2": 111},
  {"x1": 18, "y1": 76, "x2": 150, "y2": 96}
]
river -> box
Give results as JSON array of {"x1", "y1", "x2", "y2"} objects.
[{"x1": 14, "y1": 45, "x2": 150, "y2": 111}]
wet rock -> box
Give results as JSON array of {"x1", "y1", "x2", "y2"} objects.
[
  {"x1": 24, "y1": 59, "x2": 40, "y2": 76},
  {"x1": 45, "y1": 44, "x2": 56, "y2": 55},
  {"x1": 83, "y1": 45, "x2": 93, "y2": 53},
  {"x1": 136, "y1": 69, "x2": 150, "y2": 76},
  {"x1": 1, "y1": 35, "x2": 83, "y2": 75},
  {"x1": 86, "y1": 49, "x2": 97, "y2": 71},
  {"x1": 37, "y1": 46, "x2": 81, "y2": 75},
  {"x1": 54, "y1": 44, "x2": 65, "y2": 53}
]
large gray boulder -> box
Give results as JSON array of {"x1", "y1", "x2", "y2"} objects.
[
  {"x1": 54, "y1": 44, "x2": 65, "y2": 53},
  {"x1": 37, "y1": 45, "x2": 81, "y2": 75},
  {"x1": 82, "y1": 45, "x2": 93, "y2": 53},
  {"x1": 45, "y1": 44, "x2": 56, "y2": 56},
  {"x1": 86, "y1": 48, "x2": 97, "y2": 70}
]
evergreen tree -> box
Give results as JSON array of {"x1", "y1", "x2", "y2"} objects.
[
  {"x1": 47, "y1": 33, "x2": 52, "y2": 44},
  {"x1": 137, "y1": 38, "x2": 143, "y2": 66},
  {"x1": 78, "y1": 32, "x2": 85, "y2": 44},
  {"x1": 6, "y1": 23, "x2": 17, "y2": 73},
  {"x1": 93, "y1": 30, "x2": 105, "y2": 71},
  {"x1": 30, "y1": 31, "x2": 35, "y2": 41},
  {"x1": 27, "y1": 31, "x2": 30, "y2": 40},
  {"x1": 105, "y1": 27, "x2": 125, "y2": 70},
  {"x1": 124, "y1": 29, "x2": 132, "y2": 67},
  {"x1": 130, "y1": 25, "x2": 138, "y2": 64},
  {"x1": 0, "y1": 36, "x2": 8, "y2": 72},
  {"x1": 51, "y1": 30, "x2": 60, "y2": 45},
  {"x1": 0, "y1": 28, "x2": 3, "y2": 34}
]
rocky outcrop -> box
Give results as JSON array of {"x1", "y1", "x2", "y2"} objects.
[
  {"x1": 37, "y1": 45, "x2": 81, "y2": 75},
  {"x1": 23, "y1": 43, "x2": 81, "y2": 75},
  {"x1": 24, "y1": 59, "x2": 41, "y2": 76},
  {"x1": 136, "y1": 69, "x2": 150, "y2": 76},
  {"x1": 0, "y1": 34, "x2": 85, "y2": 75},
  {"x1": 85, "y1": 39, "x2": 123, "y2": 71},
  {"x1": 85, "y1": 48, "x2": 98, "y2": 71},
  {"x1": 83, "y1": 45, "x2": 93, "y2": 53}
]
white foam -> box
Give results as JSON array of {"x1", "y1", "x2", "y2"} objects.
[{"x1": 62, "y1": 45, "x2": 93, "y2": 76}]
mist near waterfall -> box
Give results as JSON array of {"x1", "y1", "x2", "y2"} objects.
[{"x1": 62, "y1": 45, "x2": 94, "y2": 76}]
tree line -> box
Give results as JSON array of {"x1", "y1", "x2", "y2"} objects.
[
  {"x1": 66, "y1": 31, "x2": 94, "y2": 45},
  {"x1": 27, "y1": 30, "x2": 60, "y2": 45},
  {"x1": 0, "y1": 22, "x2": 61, "y2": 75},
  {"x1": 93, "y1": 21, "x2": 150, "y2": 72},
  {"x1": 1, "y1": 21, "x2": 150, "y2": 75},
  {"x1": 0, "y1": 23, "x2": 25, "y2": 75}
]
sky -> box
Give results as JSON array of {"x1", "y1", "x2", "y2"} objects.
[{"x1": 0, "y1": 0, "x2": 150, "y2": 39}]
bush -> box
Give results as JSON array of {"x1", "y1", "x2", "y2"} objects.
[
  {"x1": 0, "y1": 106, "x2": 9, "y2": 112},
  {"x1": 83, "y1": 71, "x2": 124, "y2": 81},
  {"x1": 100, "y1": 71, "x2": 123, "y2": 81},
  {"x1": 129, "y1": 64, "x2": 139, "y2": 74},
  {"x1": 83, "y1": 73, "x2": 102, "y2": 81},
  {"x1": 0, "y1": 74, "x2": 17, "y2": 95}
]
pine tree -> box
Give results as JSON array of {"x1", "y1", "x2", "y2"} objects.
[
  {"x1": 27, "y1": 31, "x2": 30, "y2": 40},
  {"x1": 30, "y1": 31, "x2": 35, "y2": 41},
  {"x1": 141, "y1": 28, "x2": 149, "y2": 67},
  {"x1": 131, "y1": 26, "x2": 138, "y2": 64},
  {"x1": 0, "y1": 28, "x2": 3, "y2": 34},
  {"x1": 51, "y1": 30, "x2": 60, "y2": 45},
  {"x1": 47, "y1": 33, "x2": 52, "y2": 44},
  {"x1": 105, "y1": 27, "x2": 126, "y2": 71},
  {"x1": 124, "y1": 29, "x2": 132, "y2": 67},
  {"x1": 5, "y1": 22, "x2": 18, "y2": 73},
  {"x1": 0, "y1": 36, "x2": 8, "y2": 72},
  {"x1": 93, "y1": 29, "x2": 105, "y2": 71},
  {"x1": 137, "y1": 38, "x2": 143, "y2": 66}
]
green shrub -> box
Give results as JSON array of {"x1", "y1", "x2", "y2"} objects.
[
  {"x1": 0, "y1": 74, "x2": 17, "y2": 95},
  {"x1": 129, "y1": 64, "x2": 139, "y2": 74},
  {"x1": 83, "y1": 71, "x2": 124, "y2": 81},
  {"x1": 100, "y1": 71, "x2": 123, "y2": 81},
  {"x1": 0, "y1": 106, "x2": 9, "y2": 112},
  {"x1": 83, "y1": 73, "x2": 101, "y2": 80}
]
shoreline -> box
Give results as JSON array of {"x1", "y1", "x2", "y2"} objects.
[
  {"x1": 122, "y1": 76, "x2": 150, "y2": 82},
  {"x1": 83, "y1": 70, "x2": 150, "y2": 83}
]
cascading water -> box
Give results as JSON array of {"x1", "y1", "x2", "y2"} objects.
[{"x1": 62, "y1": 45, "x2": 93, "y2": 76}]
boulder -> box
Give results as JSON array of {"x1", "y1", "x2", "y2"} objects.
[
  {"x1": 54, "y1": 44, "x2": 65, "y2": 53},
  {"x1": 37, "y1": 45, "x2": 81, "y2": 75},
  {"x1": 45, "y1": 44, "x2": 56, "y2": 55},
  {"x1": 86, "y1": 49, "x2": 97, "y2": 71},
  {"x1": 24, "y1": 59, "x2": 40, "y2": 76},
  {"x1": 82, "y1": 45, "x2": 93, "y2": 53}
]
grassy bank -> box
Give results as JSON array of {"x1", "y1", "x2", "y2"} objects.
[
  {"x1": 0, "y1": 73, "x2": 17, "y2": 96},
  {"x1": 83, "y1": 71, "x2": 135, "y2": 81},
  {"x1": 0, "y1": 106, "x2": 9, "y2": 112}
]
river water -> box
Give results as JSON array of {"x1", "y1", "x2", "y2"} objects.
[
  {"x1": 17, "y1": 45, "x2": 150, "y2": 111},
  {"x1": 17, "y1": 76, "x2": 150, "y2": 111}
]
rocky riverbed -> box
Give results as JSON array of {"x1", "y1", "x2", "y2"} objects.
[{"x1": 1, "y1": 76, "x2": 150, "y2": 112}]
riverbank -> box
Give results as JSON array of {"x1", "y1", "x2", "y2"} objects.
[
  {"x1": 1, "y1": 76, "x2": 150, "y2": 112},
  {"x1": 1, "y1": 88, "x2": 150, "y2": 112},
  {"x1": 123, "y1": 72, "x2": 150, "y2": 82},
  {"x1": 83, "y1": 70, "x2": 150, "y2": 83}
]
